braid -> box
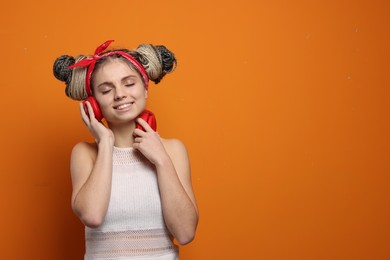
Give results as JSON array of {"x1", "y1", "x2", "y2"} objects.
[
  {"x1": 136, "y1": 44, "x2": 177, "y2": 84},
  {"x1": 53, "y1": 55, "x2": 88, "y2": 100},
  {"x1": 68, "y1": 56, "x2": 89, "y2": 100},
  {"x1": 53, "y1": 41, "x2": 177, "y2": 101}
]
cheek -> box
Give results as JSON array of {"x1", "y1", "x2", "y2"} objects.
[
  {"x1": 133, "y1": 87, "x2": 147, "y2": 99},
  {"x1": 94, "y1": 94, "x2": 111, "y2": 109}
]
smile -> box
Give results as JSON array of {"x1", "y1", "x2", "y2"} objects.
[{"x1": 114, "y1": 102, "x2": 134, "y2": 110}]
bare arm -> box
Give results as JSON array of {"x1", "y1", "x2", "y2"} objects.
[
  {"x1": 157, "y1": 139, "x2": 198, "y2": 245},
  {"x1": 133, "y1": 119, "x2": 198, "y2": 245},
  {"x1": 70, "y1": 102, "x2": 115, "y2": 228},
  {"x1": 70, "y1": 140, "x2": 113, "y2": 228}
]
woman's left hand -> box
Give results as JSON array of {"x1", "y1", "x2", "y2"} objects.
[{"x1": 133, "y1": 118, "x2": 168, "y2": 165}]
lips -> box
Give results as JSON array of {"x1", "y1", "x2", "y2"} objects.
[{"x1": 114, "y1": 102, "x2": 134, "y2": 110}]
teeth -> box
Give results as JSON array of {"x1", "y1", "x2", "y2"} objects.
[{"x1": 116, "y1": 103, "x2": 131, "y2": 110}]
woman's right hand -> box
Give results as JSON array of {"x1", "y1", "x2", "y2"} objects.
[{"x1": 80, "y1": 101, "x2": 114, "y2": 146}]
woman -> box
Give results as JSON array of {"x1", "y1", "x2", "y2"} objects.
[{"x1": 53, "y1": 40, "x2": 198, "y2": 259}]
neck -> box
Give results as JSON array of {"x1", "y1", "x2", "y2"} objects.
[{"x1": 107, "y1": 120, "x2": 136, "y2": 148}]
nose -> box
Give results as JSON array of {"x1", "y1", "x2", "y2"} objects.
[{"x1": 114, "y1": 87, "x2": 127, "y2": 100}]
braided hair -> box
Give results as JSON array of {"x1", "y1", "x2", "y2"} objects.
[{"x1": 53, "y1": 43, "x2": 177, "y2": 100}]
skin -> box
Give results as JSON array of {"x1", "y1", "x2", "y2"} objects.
[{"x1": 70, "y1": 58, "x2": 198, "y2": 245}]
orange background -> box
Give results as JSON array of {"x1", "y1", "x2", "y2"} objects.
[{"x1": 1, "y1": 0, "x2": 389, "y2": 259}]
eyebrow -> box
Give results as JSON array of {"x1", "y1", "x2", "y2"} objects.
[{"x1": 96, "y1": 75, "x2": 137, "y2": 89}]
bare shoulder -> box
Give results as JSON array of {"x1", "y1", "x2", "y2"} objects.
[
  {"x1": 70, "y1": 142, "x2": 98, "y2": 196},
  {"x1": 72, "y1": 141, "x2": 98, "y2": 155},
  {"x1": 161, "y1": 138, "x2": 189, "y2": 159},
  {"x1": 161, "y1": 138, "x2": 191, "y2": 177},
  {"x1": 71, "y1": 141, "x2": 98, "y2": 166}
]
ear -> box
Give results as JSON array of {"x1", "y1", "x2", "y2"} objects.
[{"x1": 144, "y1": 90, "x2": 148, "y2": 99}]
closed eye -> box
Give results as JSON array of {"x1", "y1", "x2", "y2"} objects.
[{"x1": 102, "y1": 89, "x2": 112, "y2": 94}]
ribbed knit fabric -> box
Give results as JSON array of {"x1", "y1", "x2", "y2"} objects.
[{"x1": 84, "y1": 147, "x2": 178, "y2": 260}]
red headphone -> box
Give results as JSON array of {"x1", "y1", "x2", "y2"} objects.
[
  {"x1": 69, "y1": 40, "x2": 156, "y2": 131},
  {"x1": 83, "y1": 97, "x2": 156, "y2": 131}
]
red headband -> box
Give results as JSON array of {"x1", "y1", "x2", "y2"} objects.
[{"x1": 68, "y1": 40, "x2": 149, "y2": 96}]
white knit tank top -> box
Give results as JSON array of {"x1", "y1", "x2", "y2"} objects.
[{"x1": 84, "y1": 147, "x2": 178, "y2": 260}]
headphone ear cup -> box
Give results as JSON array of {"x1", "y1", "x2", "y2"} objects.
[
  {"x1": 136, "y1": 110, "x2": 157, "y2": 131},
  {"x1": 83, "y1": 96, "x2": 103, "y2": 121}
]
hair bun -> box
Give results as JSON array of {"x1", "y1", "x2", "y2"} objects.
[
  {"x1": 155, "y1": 45, "x2": 177, "y2": 73},
  {"x1": 135, "y1": 44, "x2": 177, "y2": 84},
  {"x1": 53, "y1": 55, "x2": 75, "y2": 82}
]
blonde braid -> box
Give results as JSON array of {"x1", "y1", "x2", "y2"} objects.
[
  {"x1": 68, "y1": 55, "x2": 89, "y2": 100},
  {"x1": 136, "y1": 44, "x2": 163, "y2": 83}
]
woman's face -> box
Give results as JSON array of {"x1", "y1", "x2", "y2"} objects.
[{"x1": 91, "y1": 58, "x2": 147, "y2": 124}]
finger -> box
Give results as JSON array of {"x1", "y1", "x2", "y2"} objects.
[
  {"x1": 132, "y1": 142, "x2": 140, "y2": 150},
  {"x1": 79, "y1": 103, "x2": 90, "y2": 125},
  {"x1": 136, "y1": 118, "x2": 153, "y2": 132},
  {"x1": 133, "y1": 128, "x2": 145, "y2": 138},
  {"x1": 85, "y1": 101, "x2": 97, "y2": 122},
  {"x1": 134, "y1": 137, "x2": 142, "y2": 143}
]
